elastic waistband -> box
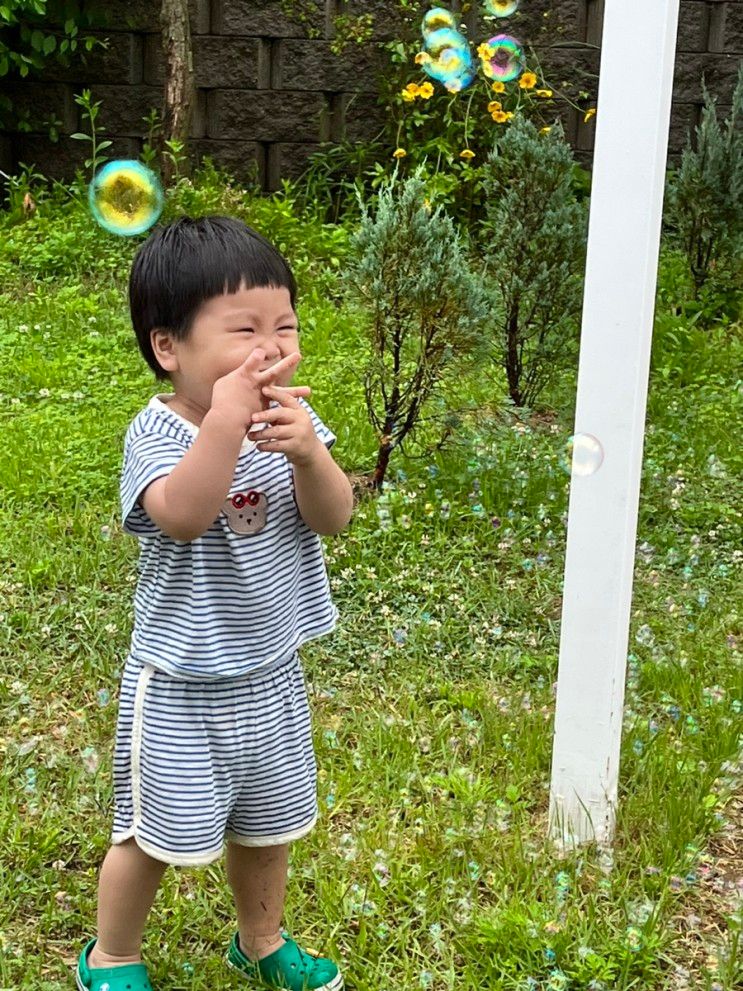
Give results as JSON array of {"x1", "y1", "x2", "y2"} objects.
[{"x1": 124, "y1": 650, "x2": 299, "y2": 686}]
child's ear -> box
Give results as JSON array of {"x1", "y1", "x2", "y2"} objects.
[{"x1": 151, "y1": 328, "x2": 179, "y2": 373}]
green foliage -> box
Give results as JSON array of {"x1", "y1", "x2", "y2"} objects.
[
  {"x1": 479, "y1": 116, "x2": 587, "y2": 409},
  {"x1": 70, "y1": 88, "x2": 111, "y2": 177},
  {"x1": 665, "y1": 65, "x2": 743, "y2": 305},
  {"x1": 0, "y1": 0, "x2": 104, "y2": 130},
  {"x1": 344, "y1": 169, "x2": 487, "y2": 487},
  {"x1": 0, "y1": 164, "x2": 741, "y2": 991}
]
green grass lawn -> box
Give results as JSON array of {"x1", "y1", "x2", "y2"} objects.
[{"x1": 0, "y1": 184, "x2": 741, "y2": 991}]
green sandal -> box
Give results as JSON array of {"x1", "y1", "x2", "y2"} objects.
[
  {"x1": 226, "y1": 932, "x2": 343, "y2": 991},
  {"x1": 76, "y1": 938, "x2": 154, "y2": 991}
]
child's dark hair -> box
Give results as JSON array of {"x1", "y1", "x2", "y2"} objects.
[{"x1": 129, "y1": 215, "x2": 297, "y2": 379}]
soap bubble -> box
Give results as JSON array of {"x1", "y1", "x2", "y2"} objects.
[
  {"x1": 425, "y1": 27, "x2": 466, "y2": 58},
  {"x1": 421, "y1": 29, "x2": 476, "y2": 92},
  {"x1": 563, "y1": 433, "x2": 604, "y2": 477},
  {"x1": 479, "y1": 33, "x2": 525, "y2": 82},
  {"x1": 88, "y1": 160, "x2": 164, "y2": 236},
  {"x1": 419, "y1": 11, "x2": 476, "y2": 92},
  {"x1": 485, "y1": 0, "x2": 521, "y2": 15},
  {"x1": 421, "y1": 7, "x2": 458, "y2": 38}
]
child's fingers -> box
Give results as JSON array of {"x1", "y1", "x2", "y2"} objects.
[
  {"x1": 261, "y1": 383, "x2": 300, "y2": 408},
  {"x1": 249, "y1": 424, "x2": 294, "y2": 443},
  {"x1": 256, "y1": 351, "x2": 302, "y2": 386},
  {"x1": 251, "y1": 406, "x2": 294, "y2": 425},
  {"x1": 240, "y1": 348, "x2": 266, "y2": 373}
]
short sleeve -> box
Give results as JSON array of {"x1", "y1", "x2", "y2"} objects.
[
  {"x1": 120, "y1": 418, "x2": 190, "y2": 535},
  {"x1": 299, "y1": 398, "x2": 337, "y2": 450}
]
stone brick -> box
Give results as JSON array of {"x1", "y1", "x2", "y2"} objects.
[
  {"x1": 36, "y1": 32, "x2": 143, "y2": 85},
  {"x1": 211, "y1": 0, "x2": 315, "y2": 38},
  {"x1": 677, "y1": 2, "x2": 709, "y2": 51},
  {"x1": 275, "y1": 39, "x2": 384, "y2": 91},
  {"x1": 538, "y1": 46, "x2": 600, "y2": 100},
  {"x1": 336, "y1": 91, "x2": 387, "y2": 143},
  {"x1": 100, "y1": 0, "x2": 210, "y2": 34},
  {"x1": 583, "y1": 0, "x2": 605, "y2": 47},
  {"x1": 207, "y1": 89, "x2": 327, "y2": 141},
  {"x1": 266, "y1": 141, "x2": 321, "y2": 189},
  {"x1": 12, "y1": 134, "x2": 140, "y2": 180},
  {"x1": 673, "y1": 51, "x2": 740, "y2": 102},
  {"x1": 342, "y1": 0, "x2": 419, "y2": 42},
  {"x1": 4, "y1": 82, "x2": 77, "y2": 132},
  {"x1": 85, "y1": 85, "x2": 162, "y2": 135},
  {"x1": 144, "y1": 34, "x2": 263, "y2": 88},
  {"x1": 667, "y1": 100, "x2": 700, "y2": 153},
  {"x1": 467, "y1": 0, "x2": 586, "y2": 48},
  {"x1": 721, "y1": 4, "x2": 743, "y2": 52},
  {"x1": 191, "y1": 138, "x2": 265, "y2": 185}
]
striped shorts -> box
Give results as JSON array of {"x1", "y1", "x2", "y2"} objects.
[{"x1": 111, "y1": 651, "x2": 318, "y2": 866}]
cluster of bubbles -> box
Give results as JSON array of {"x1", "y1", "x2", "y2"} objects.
[
  {"x1": 419, "y1": 8, "x2": 476, "y2": 92},
  {"x1": 88, "y1": 159, "x2": 163, "y2": 236},
  {"x1": 418, "y1": 6, "x2": 526, "y2": 91}
]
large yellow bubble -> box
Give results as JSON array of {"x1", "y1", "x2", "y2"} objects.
[{"x1": 88, "y1": 160, "x2": 164, "y2": 236}]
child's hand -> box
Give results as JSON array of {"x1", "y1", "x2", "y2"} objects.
[
  {"x1": 210, "y1": 349, "x2": 309, "y2": 433},
  {"x1": 248, "y1": 384, "x2": 324, "y2": 466}
]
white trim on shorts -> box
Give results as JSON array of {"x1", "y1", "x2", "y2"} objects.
[{"x1": 111, "y1": 657, "x2": 319, "y2": 866}]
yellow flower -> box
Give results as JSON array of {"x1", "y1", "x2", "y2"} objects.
[
  {"x1": 519, "y1": 71, "x2": 537, "y2": 90},
  {"x1": 418, "y1": 82, "x2": 434, "y2": 100},
  {"x1": 540, "y1": 125, "x2": 552, "y2": 134},
  {"x1": 492, "y1": 110, "x2": 508, "y2": 123},
  {"x1": 487, "y1": 100, "x2": 503, "y2": 113},
  {"x1": 393, "y1": 148, "x2": 407, "y2": 159},
  {"x1": 415, "y1": 51, "x2": 432, "y2": 65},
  {"x1": 536, "y1": 89, "x2": 553, "y2": 98},
  {"x1": 491, "y1": 81, "x2": 506, "y2": 93},
  {"x1": 477, "y1": 42, "x2": 494, "y2": 60},
  {"x1": 584, "y1": 107, "x2": 597, "y2": 123},
  {"x1": 503, "y1": 111, "x2": 514, "y2": 120},
  {"x1": 460, "y1": 149, "x2": 475, "y2": 160},
  {"x1": 401, "y1": 90, "x2": 416, "y2": 102}
]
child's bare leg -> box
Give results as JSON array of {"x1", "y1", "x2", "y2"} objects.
[
  {"x1": 225, "y1": 841, "x2": 289, "y2": 961},
  {"x1": 87, "y1": 838, "x2": 168, "y2": 968}
]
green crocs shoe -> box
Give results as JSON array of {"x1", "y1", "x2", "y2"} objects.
[
  {"x1": 226, "y1": 932, "x2": 343, "y2": 991},
  {"x1": 76, "y1": 938, "x2": 154, "y2": 991}
]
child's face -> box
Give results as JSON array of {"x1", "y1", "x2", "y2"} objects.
[{"x1": 158, "y1": 284, "x2": 300, "y2": 411}]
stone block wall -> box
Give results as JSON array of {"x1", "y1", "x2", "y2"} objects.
[{"x1": 0, "y1": 0, "x2": 741, "y2": 189}]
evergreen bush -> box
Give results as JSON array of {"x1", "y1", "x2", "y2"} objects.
[
  {"x1": 344, "y1": 170, "x2": 487, "y2": 488},
  {"x1": 478, "y1": 116, "x2": 587, "y2": 410}
]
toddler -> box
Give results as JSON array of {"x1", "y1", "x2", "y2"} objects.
[{"x1": 75, "y1": 215, "x2": 353, "y2": 991}]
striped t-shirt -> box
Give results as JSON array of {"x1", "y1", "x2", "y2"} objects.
[{"x1": 119, "y1": 395, "x2": 339, "y2": 681}]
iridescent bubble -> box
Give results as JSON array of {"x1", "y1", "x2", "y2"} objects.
[
  {"x1": 421, "y1": 37, "x2": 476, "y2": 91},
  {"x1": 421, "y1": 7, "x2": 458, "y2": 38},
  {"x1": 563, "y1": 433, "x2": 604, "y2": 477},
  {"x1": 479, "y1": 33, "x2": 525, "y2": 82},
  {"x1": 88, "y1": 160, "x2": 164, "y2": 237},
  {"x1": 485, "y1": 0, "x2": 521, "y2": 15},
  {"x1": 425, "y1": 27, "x2": 466, "y2": 58}
]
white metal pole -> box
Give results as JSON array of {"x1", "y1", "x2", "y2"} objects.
[{"x1": 548, "y1": 0, "x2": 681, "y2": 849}]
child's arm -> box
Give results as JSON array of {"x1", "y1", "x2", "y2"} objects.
[
  {"x1": 141, "y1": 350, "x2": 307, "y2": 541},
  {"x1": 250, "y1": 384, "x2": 354, "y2": 536},
  {"x1": 292, "y1": 444, "x2": 354, "y2": 536}
]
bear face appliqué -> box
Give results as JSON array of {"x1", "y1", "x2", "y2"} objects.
[{"x1": 222, "y1": 490, "x2": 269, "y2": 535}]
